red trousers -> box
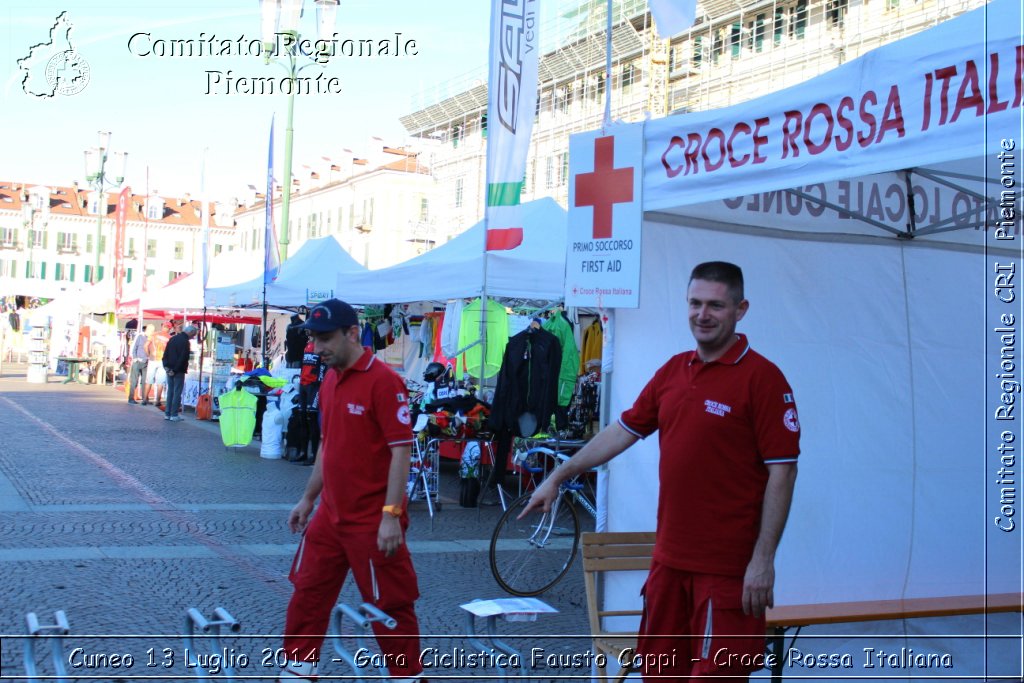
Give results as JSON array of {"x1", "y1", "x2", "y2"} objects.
[
  {"x1": 283, "y1": 511, "x2": 422, "y2": 677},
  {"x1": 637, "y1": 561, "x2": 766, "y2": 682}
]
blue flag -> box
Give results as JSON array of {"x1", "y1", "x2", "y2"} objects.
[{"x1": 264, "y1": 116, "x2": 280, "y2": 285}]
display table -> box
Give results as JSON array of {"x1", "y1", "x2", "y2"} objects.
[{"x1": 56, "y1": 357, "x2": 91, "y2": 385}]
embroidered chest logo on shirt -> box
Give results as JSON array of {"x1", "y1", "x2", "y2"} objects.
[
  {"x1": 347, "y1": 403, "x2": 366, "y2": 415},
  {"x1": 704, "y1": 400, "x2": 732, "y2": 417}
]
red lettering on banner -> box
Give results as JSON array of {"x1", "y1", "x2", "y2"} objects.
[
  {"x1": 575, "y1": 135, "x2": 634, "y2": 240},
  {"x1": 1014, "y1": 45, "x2": 1024, "y2": 108},
  {"x1": 933, "y1": 66, "x2": 958, "y2": 126},
  {"x1": 781, "y1": 111, "x2": 802, "y2": 158},
  {"x1": 877, "y1": 85, "x2": 906, "y2": 143},
  {"x1": 703, "y1": 128, "x2": 726, "y2": 171},
  {"x1": 988, "y1": 52, "x2": 1009, "y2": 114},
  {"x1": 685, "y1": 133, "x2": 702, "y2": 173},
  {"x1": 951, "y1": 59, "x2": 984, "y2": 123},
  {"x1": 804, "y1": 103, "x2": 834, "y2": 155},
  {"x1": 835, "y1": 97, "x2": 855, "y2": 151},
  {"x1": 752, "y1": 117, "x2": 770, "y2": 163},
  {"x1": 857, "y1": 91, "x2": 877, "y2": 148},
  {"x1": 922, "y1": 72, "x2": 934, "y2": 131},
  {"x1": 661, "y1": 136, "x2": 685, "y2": 178},
  {"x1": 727, "y1": 123, "x2": 751, "y2": 167}
]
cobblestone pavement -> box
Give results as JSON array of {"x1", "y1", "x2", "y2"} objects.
[{"x1": 0, "y1": 365, "x2": 599, "y2": 682}]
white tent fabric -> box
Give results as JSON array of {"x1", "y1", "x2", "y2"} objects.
[
  {"x1": 138, "y1": 250, "x2": 263, "y2": 313},
  {"x1": 590, "y1": 1, "x2": 1021, "y2": 674},
  {"x1": 335, "y1": 198, "x2": 568, "y2": 303},
  {"x1": 206, "y1": 235, "x2": 365, "y2": 308}
]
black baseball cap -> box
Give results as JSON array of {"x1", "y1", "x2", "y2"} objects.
[{"x1": 298, "y1": 299, "x2": 359, "y2": 333}]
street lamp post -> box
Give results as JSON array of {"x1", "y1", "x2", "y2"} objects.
[
  {"x1": 84, "y1": 131, "x2": 127, "y2": 284},
  {"x1": 21, "y1": 187, "x2": 50, "y2": 282},
  {"x1": 259, "y1": 0, "x2": 339, "y2": 261}
]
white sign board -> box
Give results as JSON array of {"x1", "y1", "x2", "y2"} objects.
[{"x1": 566, "y1": 124, "x2": 644, "y2": 308}]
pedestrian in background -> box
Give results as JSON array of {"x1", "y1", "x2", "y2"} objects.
[
  {"x1": 127, "y1": 325, "x2": 153, "y2": 404},
  {"x1": 146, "y1": 321, "x2": 171, "y2": 409},
  {"x1": 163, "y1": 325, "x2": 197, "y2": 422}
]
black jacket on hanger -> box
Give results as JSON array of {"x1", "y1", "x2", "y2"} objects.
[
  {"x1": 285, "y1": 316, "x2": 306, "y2": 363},
  {"x1": 489, "y1": 327, "x2": 562, "y2": 437}
]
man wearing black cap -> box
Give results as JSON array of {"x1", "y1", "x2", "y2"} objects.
[{"x1": 277, "y1": 299, "x2": 422, "y2": 682}]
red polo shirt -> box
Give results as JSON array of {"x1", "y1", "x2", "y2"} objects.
[
  {"x1": 319, "y1": 348, "x2": 414, "y2": 532},
  {"x1": 619, "y1": 334, "x2": 800, "y2": 576}
]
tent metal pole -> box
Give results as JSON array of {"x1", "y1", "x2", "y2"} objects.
[{"x1": 784, "y1": 188, "x2": 908, "y2": 237}]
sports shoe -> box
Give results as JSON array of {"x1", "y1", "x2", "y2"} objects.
[
  {"x1": 168, "y1": 416, "x2": 183, "y2": 422},
  {"x1": 128, "y1": 399, "x2": 138, "y2": 404},
  {"x1": 277, "y1": 660, "x2": 317, "y2": 680},
  {"x1": 164, "y1": 415, "x2": 171, "y2": 421},
  {"x1": 141, "y1": 400, "x2": 150, "y2": 405}
]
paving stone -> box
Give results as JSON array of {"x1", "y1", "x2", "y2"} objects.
[{"x1": 0, "y1": 366, "x2": 598, "y2": 681}]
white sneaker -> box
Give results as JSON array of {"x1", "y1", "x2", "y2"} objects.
[{"x1": 277, "y1": 660, "x2": 317, "y2": 681}]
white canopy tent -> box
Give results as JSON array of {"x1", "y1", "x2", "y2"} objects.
[
  {"x1": 584, "y1": 0, "x2": 1020, "y2": 676},
  {"x1": 137, "y1": 250, "x2": 264, "y2": 314},
  {"x1": 335, "y1": 198, "x2": 568, "y2": 303},
  {"x1": 205, "y1": 235, "x2": 366, "y2": 309}
]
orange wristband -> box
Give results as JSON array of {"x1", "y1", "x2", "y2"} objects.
[{"x1": 382, "y1": 504, "x2": 403, "y2": 518}]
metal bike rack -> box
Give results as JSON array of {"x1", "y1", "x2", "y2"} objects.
[
  {"x1": 462, "y1": 609, "x2": 529, "y2": 681},
  {"x1": 329, "y1": 602, "x2": 397, "y2": 681},
  {"x1": 23, "y1": 610, "x2": 70, "y2": 682},
  {"x1": 183, "y1": 606, "x2": 241, "y2": 680}
]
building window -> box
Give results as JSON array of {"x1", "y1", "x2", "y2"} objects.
[
  {"x1": 28, "y1": 229, "x2": 44, "y2": 248},
  {"x1": 545, "y1": 156, "x2": 556, "y2": 189},
  {"x1": 0, "y1": 227, "x2": 16, "y2": 247},
  {"x1": 454, "y1": 177, "x2": 464, "y2": 209},
  {"x1": 86, "y1": 234, "x2": 93, "y2": 253},
  {"x1": 419, "y1": 197, "x2": 429, "y2": 223},
  {"x1": 83, "y1": 264, "x2": 91, "y2": 282},
  {"x1": 827, "y1": 0, "x2": 847, "y2": 27},
  {"x1": 56, "y1": 232, "x2": 78, "y2": 253},
  {"x1": 621, "y1": 63, "x2": 637, "y2": 88},
  {"x1": 99, "y1": 236, "x2": 107, "y2": 253},
  {"x1": 790, "y1": 1, "x2": 808, "y2": 40},
  {"x1": 214, "y1": 244, "x2": 223, "y2": 256},
  {"x1": 174, "y1": 241, "x2": 184, "y2": 259},
  {"x1": 126, "y1": 267, "x2": 133, "y2": 283},
  {"x1": 147, "y1": 239, "x2": 157, "y2": 258},
  {"x1": 559, "y1": 152, "x2": 569, "y2": 187},
  {"x1": 730, "y1": 23, "x2": 742, "y2": 59},
  {"x1": 753, "y1": 15, "x2": 766, "y2": 52},
  {"x1": 692, "y1": 36, "x2": 704, "y2": 68},
  {"x1": 774, "y1": 9, "x2": 785, "y2": 46},
  {"x1": 127, "y1": 237, "x2": 136, "y2": 258}
]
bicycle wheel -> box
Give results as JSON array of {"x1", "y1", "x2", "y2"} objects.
[{"x1": 489, "y1": 492, "x2": 580, "y2": 596}]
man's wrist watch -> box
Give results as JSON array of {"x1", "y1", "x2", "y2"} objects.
[{"x1": 382, "y1": 504, "x2": 403, "y2": 518}]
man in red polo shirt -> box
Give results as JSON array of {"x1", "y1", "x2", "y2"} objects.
[
  {"x1": 523, "y1": 261, "x2": 800, "y2": 682},
  {"x1": 278, "y1": 299, "x2": 421, "y2": 682}
]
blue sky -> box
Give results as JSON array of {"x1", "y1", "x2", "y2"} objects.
[{"x1": 0, "y1": 1, "x2": 497, "y2": 202}]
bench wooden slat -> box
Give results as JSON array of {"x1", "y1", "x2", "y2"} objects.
[
  {"x1": 768, "y1": 592, "x2": 1023, "y2": 627},
  {"x1": 583, "y1": 531, "x2": 1024, "y2": 683}
]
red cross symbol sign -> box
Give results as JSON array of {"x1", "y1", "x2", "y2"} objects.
[{"x1": 574, "y1": 135, "x2": 634, "y2": 240}]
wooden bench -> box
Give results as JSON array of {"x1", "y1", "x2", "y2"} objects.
[{"x1": 582, "y1": 531, "x2": 1023, "y2": 683}]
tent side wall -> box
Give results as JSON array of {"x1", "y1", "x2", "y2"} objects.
[{"x1": 605, "y1": 219, "x2": 1012, "y2": 609}]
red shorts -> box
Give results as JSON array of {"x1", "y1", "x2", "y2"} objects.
[
  {"x1": 636, "y1": 561, "x2": 766, "y2": 682},
  {"x1": 283, "y1": 510, "x2": 422, "y2": 676}
]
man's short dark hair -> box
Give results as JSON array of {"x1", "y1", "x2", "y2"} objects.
[{"x1": 689, "y1": 261, "x2": 744, "y2": 303}]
